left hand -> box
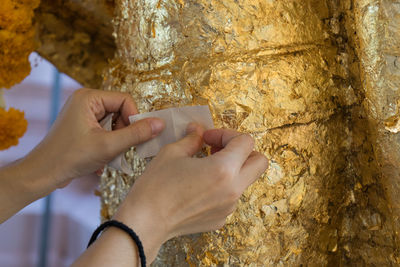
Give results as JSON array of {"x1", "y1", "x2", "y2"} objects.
[{"x1": 25, "y1": 88, "x2": 165, "y2": 188}]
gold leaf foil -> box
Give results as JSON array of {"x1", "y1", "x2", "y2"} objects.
[{"x1": 100, "y1": 0, "x2": 400, "y2": 265}]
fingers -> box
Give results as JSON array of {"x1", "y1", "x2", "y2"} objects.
[
  {"x1": 203, "y1": 129, "x2": 242, "y2": 148},
  {"x1": 102, "y1": 118, "x2": 165, "y2": 156},
  {"x1": 83, "y1": 89, "x2": 138, "y2": 124},
  {"x1": 166, "y1": 123, "x2": 205, "y2": 157},
  {"x1": 204, "y1": 129, "x2": 254, "y2": 166},
  {"x1": 238, "y1": 151, "x2": 269, "y2": 190},
  {"x1": 210, "y1": 146, "x2": 222, "y2": 154}
]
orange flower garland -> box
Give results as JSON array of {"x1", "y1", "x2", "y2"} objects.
[
  {"x1": 0, "y1": 107, "x2": 27, "y2": 150},
  {"x1": 0, "y1": 0, "x2": 40, "y2": 150}
]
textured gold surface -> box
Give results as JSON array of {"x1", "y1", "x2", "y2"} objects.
[
  {"x1": 98, "y1": 0, "x2": 400, "y2": 265},
  {"x1": 353, "y1": 0, "x2": 400, "y2": 237}
]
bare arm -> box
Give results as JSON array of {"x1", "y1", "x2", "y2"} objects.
[
  {"x1": 0, "y1": 88, "x2": 164, "y2": 223},
  {"x1": 0, "y1": 156, "x2": 56, "y2": 222},
  {"x1": 73, "y1": 125, "x2": 268, "y2": 266}
]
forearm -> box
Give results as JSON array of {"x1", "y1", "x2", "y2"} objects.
[
  {"x1": 0, "y1": 155, "x2": 56, "y2": 223},
  {"x1": 72, "y1": 227, "x2": 141, "y2": 267},
  {"x1": 72, "y1": 194, "x2": 168, "y2": 266}
]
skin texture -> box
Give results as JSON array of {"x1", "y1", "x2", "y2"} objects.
[{"x1": 0, "y1": 89, "x2": 268, "y2": 266}]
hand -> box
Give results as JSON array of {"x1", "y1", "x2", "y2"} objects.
[
  {"x1": 26, "y1": 88, "x2": 165, "y2": 188},
  {"x1": 114, "y1": 124, "x2": 269, "y2": 263},
  {"x1": 0, "y1": 88, "x2": 165, "y2": 223}
]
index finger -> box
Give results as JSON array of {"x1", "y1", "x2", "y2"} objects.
[
  {"x1": 203, "y1": 129, "x2": 255, "y2": 166},
  {"x1": 90, "y1": 90, "x2": 138, "y2": 124}
]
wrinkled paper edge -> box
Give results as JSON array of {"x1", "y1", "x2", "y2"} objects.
[{"x1": 100, "y1": 105, "x2": 214, "y2": 174}]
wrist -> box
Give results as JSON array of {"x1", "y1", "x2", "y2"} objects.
[
  {"x1": 16, "y1": 154, "x2": 58, "y2": 197},
  {"x1": 113, "y1": 200, "x2": 169, "y2": 263},
  {"x1": 0, "y1": 156, "x2": 56, "y2": 222},
  {"x1": 25, "y1": 142, "x2": 72, "y2": 189}
]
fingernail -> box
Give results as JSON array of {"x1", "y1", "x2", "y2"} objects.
[
  {"x1": 149, "y1": 118, "x2": 164, "y2": 135},
  {"x1": 186, "y1": 122, "x2": 198, "y2": 134}
]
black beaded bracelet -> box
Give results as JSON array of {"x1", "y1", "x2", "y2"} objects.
[{"x1": 87, "y1": 220, "x2": 146, "y2": 267}]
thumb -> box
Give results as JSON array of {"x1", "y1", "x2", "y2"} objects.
[
  {"x1": 170, "y1": 123, "x2": 205, "y2": 157},
  {"x1": 103, "y1": 118, "x2": 165, "y2": 155}
]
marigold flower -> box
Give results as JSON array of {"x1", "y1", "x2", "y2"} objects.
[{"x1": 0, "y1": 107, "x2": 27, "y2": 150}]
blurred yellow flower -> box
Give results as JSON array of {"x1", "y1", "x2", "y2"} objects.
[
  {"x1": 0, "y1": 0, "x2": 40, "y2": 150},
  {"x1": 0, "y1": 107, "x2": 27, "y2": 150}
]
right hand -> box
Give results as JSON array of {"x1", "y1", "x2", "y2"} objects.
[{"x1": 114, "y1": 124, "x2": 269, "y2": 262}]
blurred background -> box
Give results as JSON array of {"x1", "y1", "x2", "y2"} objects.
[{"x1": 0, "y1": 53, "x2": 101, "y2": 267}]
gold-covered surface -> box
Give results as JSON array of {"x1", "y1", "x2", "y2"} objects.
[
  {"x1": 353, "y1": 0, "x2": 400, "y2": 238},
  {"x1": 99, "y1": 0, "x2": 400, "y2": 265}
]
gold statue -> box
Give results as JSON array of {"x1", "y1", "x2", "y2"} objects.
[{"x1": 3, "y1": 0, "x2": 400, "y2": 265}]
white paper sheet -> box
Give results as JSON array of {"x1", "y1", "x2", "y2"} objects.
[
  {"x1": 100, "y1": 105, "x2": 214, "y2": 174},
  {"x1": 129, "y1": 105, "x2": 215, "y2": 158}
]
